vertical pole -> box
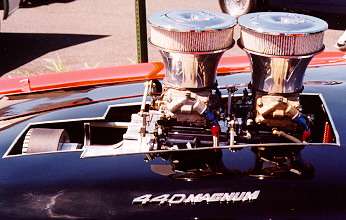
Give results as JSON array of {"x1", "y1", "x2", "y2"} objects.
[{"x1": 135, "y1": 0, "x2": 148, "y2": 63}]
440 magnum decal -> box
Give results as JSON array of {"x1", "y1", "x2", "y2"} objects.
[{"x1": 132, "y1": 190, "x2": 260, "y2": 205}]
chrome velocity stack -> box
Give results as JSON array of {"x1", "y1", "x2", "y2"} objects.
[
  {"x1": 149, "y1": 10, "x2": 236, "y2": 89},
  {"x1": 239, "y1": 12, "x2": 328, "y2": 94}
]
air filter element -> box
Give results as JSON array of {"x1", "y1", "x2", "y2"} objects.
[
  {"x1": 239, "y1": 12, "x2": 328, "y2": 56},
  {"x1": 238, "y1": 12, "x2": 328, "y2": 94},
  {"x1": 149, "y1": 10, "x2": 236, "y2": 89}
]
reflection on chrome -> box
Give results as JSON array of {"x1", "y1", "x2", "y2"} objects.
[{"x1": 250, "y1": 147, "x2": 314, "y2": 179}]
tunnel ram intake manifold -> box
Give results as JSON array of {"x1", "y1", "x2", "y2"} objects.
[{"x1": 121, "y1": 10, "x2": 328, "y2": 153}]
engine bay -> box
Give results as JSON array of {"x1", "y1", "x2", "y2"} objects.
[
  {"x1": 3, "y1": 91, "x2": 338, "y2": 179},
  {"x1": 6, "y1": 92, "x2": 338, "y2": 155},
  {"x1": 2, "y1": 10, "x2": 341, "y2": 178}
]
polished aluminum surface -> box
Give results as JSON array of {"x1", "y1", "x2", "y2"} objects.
[
  {"x1": 248, "y1": 53, "x2": 313, "y2": 93},
  {"x1": 149, "y1": 10, "x2": 236, "y2": 89},
  {"x1": 238, "y1": 12, "x2": 328, "y2": 35},
  {"x1": 238, "y1": 12, "x2": 327, "y2": 93},
  {"x1": 149, "y1": 10, "x2": 236, "y2": 52},
  {"x1": 239, "y1": 12, "x2": 327, "y2": 56},
  {"x1": 160, "y1": 50, "x2": 224, "y2": 89},
  {"x1": 148, "y1": 10, "x2": 236, "y2": 32}
]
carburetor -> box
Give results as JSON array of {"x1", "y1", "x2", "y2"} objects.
[
  {"x1": 122, "y1": 10, "x2": 328, "y2": 155},
  {"x1": 149, "y1": 10, "x2": 236, "y2": 124},
  {"x1": 238, "y1": 12, "x2": 328, "y2": 139}
]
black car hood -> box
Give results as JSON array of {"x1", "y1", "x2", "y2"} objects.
[{"x1": 0, "y1": 65, "x2": 345, "y2": 219}]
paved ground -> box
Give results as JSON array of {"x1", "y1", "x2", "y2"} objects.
[{"x1": 0, "y1": 0, "x2": 345, "y2": 77}]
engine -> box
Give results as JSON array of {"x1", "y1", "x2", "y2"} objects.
[
  {"x1": 8, "y1": 10, "x2": 338, "y2": 177},
  {"x1": 122, "y1": 10, "x2": 329, "y2": 153}
]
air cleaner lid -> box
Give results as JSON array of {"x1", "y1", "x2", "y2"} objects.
[
  {"x1": 149, "y1": 10, "x2": 236, "y2": 32},
  {"x1": 149, "y1": 10, "x2": 236, "y2": 52},
  {"x1": 238, "y1": 12, "x2": 327, "y2": 56},
  {"x1": 238, "y1": 12, "x2": 328, "y2": 35}
]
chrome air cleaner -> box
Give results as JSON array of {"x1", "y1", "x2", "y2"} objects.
[
  {"x1": 149, "y1": 10, "x2": 235, "y2": 52},
  {"x1": 149, "y1": 10, "x2": 236, "y2": 89},
  {"x1": 239, "y1": 12, "x2": 327, "y2": 56},
  {"x1": 238, "y1": 12, "x2": 328, "y2": 94}
]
